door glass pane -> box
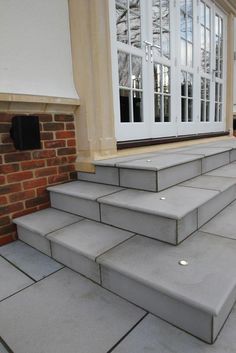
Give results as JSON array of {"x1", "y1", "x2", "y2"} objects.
[
  {"x1": 187, "y1": 42, "x2": 193, "y2": 67},
  {"x1": 132, "y1": 56, "x2": 142, "y2": 89},
  {"x1": 181, "y1": 71, "x2": 187, "y2": 96},
  {"x1": 181, "y1": 98, "x2": 186, "y2": 122},
  {"x1": 186, "y1": 0, "x2": 193, "y2": 16},
  {"x1": 133, "y1": 91, "x2": 143, "y2": 122},
  {"x1": 162, "y1": 0, "x2": 170, "y2": 29},
  {"x1": 116, "y1": 5, "x2": 128, "y2": 44},
  {"x1": 200, "y1": 2, "x2": 205, "y2": 25},
  {"x1": 206, "y1": 101, "x2": 210, "y2": 121},
  {"x1": 201, "y1": 78, "x2": 205, "y2": 99},
  {"x1": 163, "y1": 66, "x2": 170, "y2": 93},
  {"x1": 206, "y1": 79, "x2": 210, "y2": 100},
  {"x1": 118, "y1": 51, "x2": 130, "y2": 87},
  {"x1": 188, "y1": 74, "x2": 193, "y2": 97},
  {"x1": 154, "y1": 63, "x2": 161, "y2": 92},
  {"x1": 181, "y1": 40, "x2": 187, "y2": 66},
  {"x1": 180, "y1": 11, "x2": 186, "y2": 39},
  {"x1": 164, "y1": 96, "x2": 170, "y2": 122},
  {"x1": 162, "y1": 31, "x2": 170, "y2": 58},
  {"x1": 201, "y1": 101, "x2": 205, "y2": 121},
  {"x1": 206, "y1": 6, "x2": 210, "y2": 28},
  {"x1": 153, "y1": 0, "x2": 161, "y2": 27},
  {"x1": 155, "y1": 94, "x2": 162, "y2": 122},
  {"x1": 116, "y1": 0, "x2": 128, "y2": 7},
  {"x1": 180, "y1": 0, "x2": 185, "y2": 12},
  {"x1": 187, "y1": 16, "x2": 193, "y2": 42},
  {"x1": 130, "y1": 10, "x2": 141, "y2": 47},
  {"x1": 129, "y1": 0, "x2": 140, "y2": 11},
  {"x1": 188, "y1": 99, "x2": 193, "y2": 121},
  {"x1": 120, "y1": 89, "x2": 131, "y2": 122}
]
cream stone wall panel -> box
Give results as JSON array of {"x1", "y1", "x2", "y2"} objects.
[{"x1": 69, "y1": 0, "x2": 117, "y2": 172}]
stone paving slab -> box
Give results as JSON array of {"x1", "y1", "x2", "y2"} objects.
[
  {"x1": 175, "y1": 146, "x2": 231, "y2": 156},
  {"x1": 47, "y1": 219, "x2": 134, "y2": 261},
  {"x1": 48, "y1": 180, "x2": 123, "y2": 200},
  {"x1": 116, "y1": 153, "x2": 201, "y2": 170},
  {"x1": 98, "y1": 186, "x2": 218, "y2": 219},
  {"x1": 0, "y1": 268, "x2": 145, "y2": 353},
  {"x1": 113, "y1": 310, "x2": 236, "y2": 353},
  {"x1": 201, "y1": 200, "x2": 236, "y2": 240},
  {"x1": 13, "y1": 208, "x2": 82, "y2": 236},
  {"x1": 98, "y1": 232, "x2": 236, "y2": 315},
  {"x1": 180, "y1": 175, "x2": 236, "y2": 191},
  {"x1": 0, "y1": 241, "x2": 63, "y2": 281},
  {"x1": 0, "y1": 257, "x2": 33, "y2": 301}
]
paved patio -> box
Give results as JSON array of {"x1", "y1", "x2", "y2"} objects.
[{"x1": 0, "y1": 238, "x2": 236, "y2": 353}]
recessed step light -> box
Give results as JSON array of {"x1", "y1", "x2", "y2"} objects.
[
  {"x1": 160, "y1": 197, "x2": 166, "y2": 200},
  {"x1": 178, "y1": 260, "x2": 189, "y2": 266}
]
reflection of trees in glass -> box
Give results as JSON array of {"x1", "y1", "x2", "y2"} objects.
[
  {"x1": 152, "y1": 0, "x2": 170, "y2": 58},
  {"x1": 116, "y1": 0, "x2": 141, "y2": 47}
]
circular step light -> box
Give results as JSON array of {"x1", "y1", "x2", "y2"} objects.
[{"x1": 178, "y1": 260, "x2": 189, "y2": 266}]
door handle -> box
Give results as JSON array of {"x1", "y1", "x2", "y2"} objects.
[{"x1": 143, "y1": 41, "x2": 152, "y2": 61}]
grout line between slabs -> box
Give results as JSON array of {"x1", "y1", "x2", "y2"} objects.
[{"x1": 106, "y1": 312, "x2": 149, "y2": 353}]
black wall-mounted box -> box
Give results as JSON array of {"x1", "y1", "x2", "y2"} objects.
[{"x1": 10, "y1": 116, "x2": 41, "y2": 150}]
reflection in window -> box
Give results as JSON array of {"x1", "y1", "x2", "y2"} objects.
[
  {"x1": 116, "y1": 0, "x2": 141, "y2": 47},
  {"x1": 200, "y1": 77, "x2": 211, "y2": 122},
  {"x1": 154, "y1": 63, "x2": 171, "y2": 122},
  {"x1": 118, "y1": 51, "x2": 143, "y2": 123},
  {"x1": 152, "y1": 0, "x2": 170, "y2": 59},
  {"x1": 200, "y1": 1, "x2": 211, "y2": 73},
  {"x1": 180, "y1": 0, "x2": 193, "y2": 67},
  {"x1": 214, "y1": 82, "x2": 223, "y2": 122},
  {"x1": 181, "y1": 71, "x2": 193, "y2": 122},
  {"x1": 215, "y1": 14, "x2": 223, "y2": 79}
]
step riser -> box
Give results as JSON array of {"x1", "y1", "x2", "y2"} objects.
[
  {"x1": 78, "y1": 152, "x2": 231, "y2": 192},
  {"x1": 120, "y1": 160, "x2": 202, "y2": 192},
  {"x1": 100, "y1": 266, "x2": 216, "y2": 343},
  {"x1": 201, "y1": 151, "x2": 230, "y2": 173},
  {"x1": 100, "y1": 204, "x2": 197, "y2": 245},
  {"x1": 50, "y1": 192, "x2": 101, "y2": 221},
  {"x1": 78, "y1": 166, "x2": 119, "y2": 186},
  {"x1": 17, "y1": 226, "x2": 51, "y2": 256},
  {"x1": 198, "y1": 185, "x2": 236, "y2": 227},
  {"x1": 51, "y1": 242, "x2": 101, "y2": 284}
]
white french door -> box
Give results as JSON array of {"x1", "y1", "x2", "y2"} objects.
[{"x1": 110, "y1": 0, "x2": 227, "y2": 142}]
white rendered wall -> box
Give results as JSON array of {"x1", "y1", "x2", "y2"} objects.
[{"x1": 0, "y1": 0, "x2": 79, "y2": 99}]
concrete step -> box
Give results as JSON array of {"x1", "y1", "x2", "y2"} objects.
[
  {"x1": 78, "y1": 142, "x2": 235, "y2": 192},
  {"x1": 47, "y1": 181, "x2": 124, "y2": 221},
  {"x1": 98, "y1": 176, "x2": 236, "y2": 244},
  {"x1": 47, "y1": 219, "x2": 134, "y2": 283},
  {"x1": 13, "y1": 188, "x2": 236, "y2": 343},
  {"x1": 98, "y1": 231, "x2": 236, "y2": 343},
  {"x1": 13, "y1": 208, "x2": 83, "y2": 255}
]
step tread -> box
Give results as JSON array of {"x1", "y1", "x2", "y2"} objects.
[
  {"x1": 171, "y1": 146, "x2": 231, "y2": 156},
  {"x1": 116, "y1": 153, "x2": 202, "y2": 171},
  {"x1": 98, "y1": 186, "x2": 219, "y2": 219},
  {"x1": 47, "y1": 219, "x2": 134, "y2": 260},
  {"x1": 13, "y1": 208, "x2": 82, "y2": 236},
  {"x1": 180, "y1": 175, "x2": 236, "y2": 191},
  {"x1": 206, "y1": 162, "x2": 236, "y2": 178},
  {"x1": 98, "y1": 232, "x2": 236, "y2": 315},
  {"x1": 47, "y1": 181, "x2": 124, "y2": 200}
]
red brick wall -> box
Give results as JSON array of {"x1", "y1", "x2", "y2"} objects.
[{"x1": 0, "y1": 113, "x2": 77, "y2": 245}]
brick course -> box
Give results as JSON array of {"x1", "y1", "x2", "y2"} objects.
[{"x1": 0, "y1": 113, "x2": 77, "y2": 245}]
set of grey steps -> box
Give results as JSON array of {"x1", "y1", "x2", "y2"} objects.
[
  {"x1": 14, "y1": 202, "x2": 236, "y2": 344},
  {"x1": 78, "y1": 141, "x2": 236, "y2": 192},
  {"x1": 48, "y1": 169, "x2": 236, "y2": 244},
  {"x1": 13, "y1": 138, "x2": 236, "y2": 344}
]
